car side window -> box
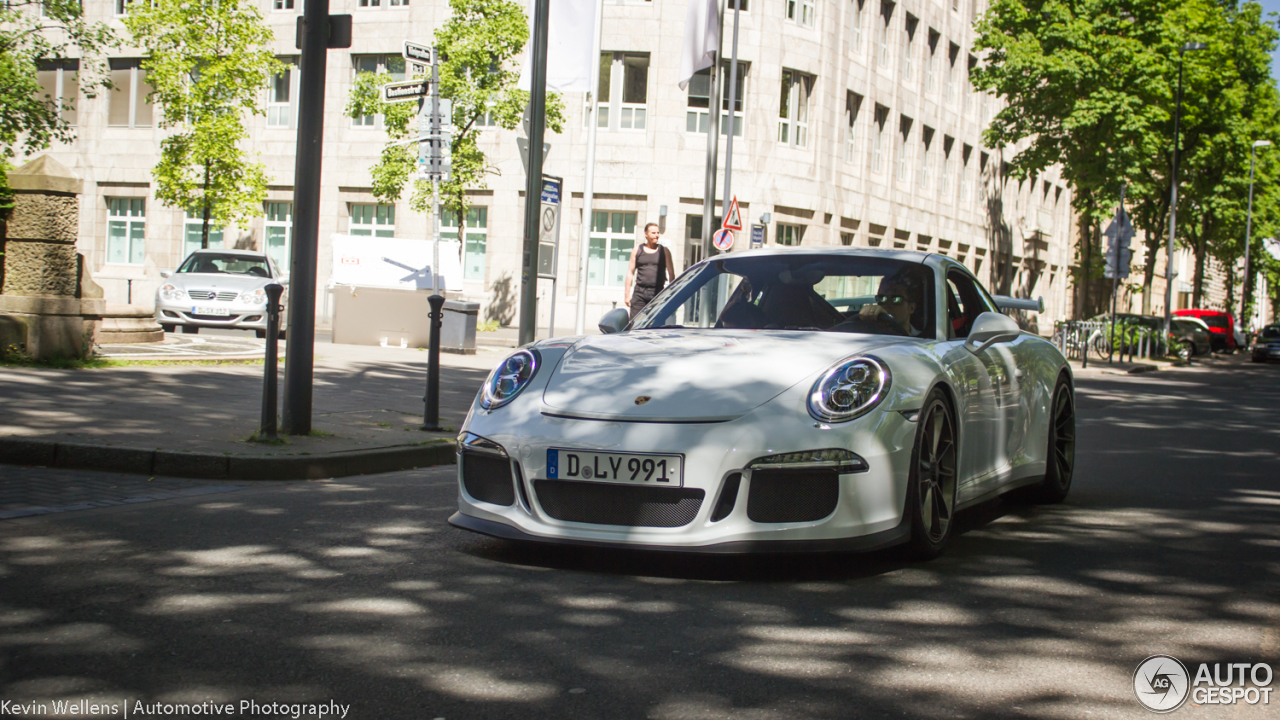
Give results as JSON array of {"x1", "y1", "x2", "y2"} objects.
[{"x1": 946, "y1": 270, "x2": 994, "y2": 339}]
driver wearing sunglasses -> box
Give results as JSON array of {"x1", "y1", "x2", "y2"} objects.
[{"x1": 858, "y1": 276, "x2": 921, "y2": 336}]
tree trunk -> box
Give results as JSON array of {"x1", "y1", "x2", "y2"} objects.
[
  {"x1": 200, "y1": 163, "x2": 212, "y2": 250},
  {"x1": 1191, "y1": 234, "x2": 1205, "y2": 308},
  {"x1": 1076, "y1": 195, "x2": 1094, "y2": 319}
]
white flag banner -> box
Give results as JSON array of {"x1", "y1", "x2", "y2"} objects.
[
  {"x1": 518, "y1": 0, "x2": 598, "y2": 93},
  {"x1": 678, "y1": 0, "x2": 720, "y2": 90}
]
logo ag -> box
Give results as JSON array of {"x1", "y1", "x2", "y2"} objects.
[{"x1": 1134, "y1": 655, "x2": 1191, "y2": 713}]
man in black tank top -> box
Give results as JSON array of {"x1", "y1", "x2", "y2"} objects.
[{"x1": 625, "y1": 222, "x2": 676, "y2": 319}]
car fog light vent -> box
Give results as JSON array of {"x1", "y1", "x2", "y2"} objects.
[
  {"x1": 461, "y1": 452, "x2": 516, "y2": 507},
  {"x1": 747, "y1": 469, "x2": 840, "y2": 524},
  {"x1": 710, "y1": 473, "x2": 742, "y2": 522}
]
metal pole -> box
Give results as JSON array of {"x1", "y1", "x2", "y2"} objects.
[
  {"x1": 260, "y1": 283, "x2": 284, "y2": 440},
  {"x1": 519, "y1": 0, "x2": 551, "y2": 346},
  {"x1": 574, "y1": 0, "x2": 604, "y2": 336},
  {"x1": 431, "y1": 53, "x2": 441, "y2": 296},
  {"x1": 719, "y1": 0, "x2": 741, "y2": 226},
  {"x1": 421, "y1": 294, "x2": 444, "y2": 430},
  {"x1": 1109, "y1": 183, "x2": 1125, "y2": 364},
  {"x1": 697, "y1": 0, "x2": 725, "y2": 327},
  {"x1": 1242, "y1": 144, "x2": 1258, "y2": 334},
  {"x1": 282, "y1": 0, "x2": 330, "y2": 435}
]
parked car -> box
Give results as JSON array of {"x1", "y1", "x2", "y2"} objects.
[
  {"x1": 1088, "y1": 313, "x2": 1167, "y2": 355},
  {"x1": 1172, "y1": 309, "x2": 1237, "y2": 352},
  {"x1": 155, "y1": 250, "x2": 288, "y2": 338},
  {"x1": 451, "y1": 249, "x2": 1075, "y2": 559},
  {"x1": 1171, "y1": 316, "x2": 1213, "y2": 358},
  {"x1": 1251, "y1": 324, "x2": 1280, "y2": 363}
]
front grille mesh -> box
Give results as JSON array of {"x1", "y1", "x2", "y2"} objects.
[
  {"x1": 534, "y1": 480, "x2": 704, "y2": 528},
  {"x1": 462, "y1": 452, "x2": 515, "y2": 506},
  {"x1": 747, "y1": 469, "x2": 840, "y2": 523},
  {"x1": 187, "y1": 290, "x2": 239, "y2": 301}
]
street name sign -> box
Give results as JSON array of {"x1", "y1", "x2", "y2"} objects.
[
  {"x1": 404, "y1": 41, "x2": 433, "y2": 66},
  {"x1": 384, "y1": 79, "x2": 431, "y2": 103},
  {"x1": 750, "y1": 224, "x2": 766, "y2": 248}
]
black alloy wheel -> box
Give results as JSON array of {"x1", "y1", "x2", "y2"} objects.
[
  {"x1": 1034, "y1": 378, "x2": 1075, "y2": 504},
  {"x1": 905, "y1": 390, "x2": 958, "y2": 560}
]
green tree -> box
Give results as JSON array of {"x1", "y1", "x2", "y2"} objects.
[
  {"x1": 124, "y1": 0, "x2": 283, "y2": 249},
  {"x1": 344, "y1": 0, "x2": 565, "y2": 226},
  {"x1": 0, "y1": 0, "x2": 115, "y2": 219}
]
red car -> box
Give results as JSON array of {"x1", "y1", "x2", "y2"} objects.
[{"x1": 1173, "y1": 309, "x2": 1237, "y2": 352}]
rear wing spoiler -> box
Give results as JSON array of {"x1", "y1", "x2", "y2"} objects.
[{"x1": 993, "y1": 295, "x2": 1044, "y2": 313}]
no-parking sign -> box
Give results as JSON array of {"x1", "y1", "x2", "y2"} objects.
[{"x1": 712, "y1": 228, "x2": 735, "y2": 251}]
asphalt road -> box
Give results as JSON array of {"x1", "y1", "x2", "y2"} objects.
[{"x1": 1, "y1": 363, "x2": 1277, "y2": 719}]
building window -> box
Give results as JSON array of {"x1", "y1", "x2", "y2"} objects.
[
  {"x1": 901, "y1": 28, "x2": 914, "y2": 80},
  {"x1": 686, "y1": 61, "x2": 746, "y2": 137},
  {"x1": 786, "y1": 0, "x2": 814, "y2": 27},
  {"x1": 267, "y1": 60, "x2": 297, "y2": 127},
  {"x1": 351, "y1": 55, "x2": 406, "y2": 127},
  {"x1": 840, "y1": 232, "x2": 855, "y2": 246},
  {"x1": 115, "y1": 0, "x2": 140, "y2": 15},
  {"x1": 441, "y1": 208, "x2": 488, "y2": 281},
  {"x1": 107, "y1": 198, "x2": 146, "y2": 265},
  {"x1": 588, "y1": 211, "x2": 636, "y2": 287},
  {"x1": 964, "y1": 55, "x2": 976, "y2": 115},
  {"x1": 37, "y1": 59, "x2": 79, "y2": 127},
  {"x1": 918, "y1": 127, "x2": 933, "y2": 189},
  {"x1": 871, "y1": 105, "x2": 888, "y2": 174},
  {"x1": 593, "y1": 52, "x2": 649, "y2": 132},
  {"x1": 349, "y1": 203, "x2": 395, "y2": 237},
  {"x1": 896, "y1": 116, "x2": 913, "y2": 183},
  {"x1": 184, "y1": 210, "x2": 224, "y2": 257},
  {"x1": 845, "y1": 92, "x2": 863, "y2": 167},
  {"x1": 877, "y1": 14, "x2": 891, "y2": 68},
  {"x1": 265, "y1": 202, "x2": 293, "y2": 270},
  {"x1": 107, "y1": 59, "x2": 154, "y2": 128},
  {"x1": 849, "y1": 0, "x2": 863, "y2": 53},
  {"x1": 474, "y1": 105, "x2": 498, "y2": 127},
  {"x1": 776, "y1": 223, "x2": 804, "y2": 246},
  {"x1": 273, "y1": 0, "x2": 294, "y2": 9},
  {"x1": 926, "y1": 39, "x2": 938, "y2": 92},
  {"x1": 778, "y1": 69, "x2": 812, "y2": 148},
  {"x1": 357, "y1": 0, "x2": 407, "y2": 7}
]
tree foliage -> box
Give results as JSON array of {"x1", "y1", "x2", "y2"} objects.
[
  {"x1": 0, "y1": 0, "x2": 115, "y2": 218},
  {"x1": 344, "y1": 0, "x2": 565, "y2": 222},
  {"x1": 124, "y1": 0, "x2": 283, "y2": 247},
  {"x1": 972, "y1": 0, "x2": 1280, "y2": 319}
]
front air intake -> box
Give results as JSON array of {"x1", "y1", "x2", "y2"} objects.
[
  {"x1": 746, "y1": 468, "x2": 839, "y2": 523},
  {"x1": 461, "y1": 452, "x2": 516, "y2": 506},
  {"x1": 533, "y1": 480, "x2": 704, "y2": 528}
]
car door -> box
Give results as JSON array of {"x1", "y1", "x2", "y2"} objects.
[{"x1": 940, "y1": 269, "x2": 1020, "y2": 498}]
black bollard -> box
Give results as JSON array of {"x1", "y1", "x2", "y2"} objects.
[
  {"x1": 260, "y1": 283, "x2": 285, "y2": 440},
  {"x1": 421, "y1": 294, "x2": 445, "y2": 431}
]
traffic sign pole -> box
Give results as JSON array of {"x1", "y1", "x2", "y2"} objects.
[{"x1": 1109, "y1": 183, "x2": 1126, "y2": 363}]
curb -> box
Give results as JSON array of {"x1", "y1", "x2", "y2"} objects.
[{"x1": 0, "y1": 436, "x2": 456, "y2": 480}]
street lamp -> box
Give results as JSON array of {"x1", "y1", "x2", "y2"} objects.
[
  {"x1": 1164, "y1": 41, "x2": 1209, "y2": 343},
  {"x1": 1241, "y1": 139, "x2": 1271, "y2": 339}
]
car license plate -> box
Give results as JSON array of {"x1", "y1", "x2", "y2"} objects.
[
  {"x1": 546, "y1": 448, "x2": 683, "y2": 487},
  {"x1": 192, "y1": 306, "x2": 230, "y2": 316}
]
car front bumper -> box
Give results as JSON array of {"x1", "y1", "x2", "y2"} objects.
[
  {"x1": 155, "y1": 298, "x2": 271, "y2": 330},
  {"x1": 452, "y1": 398, "x2": 919, "y2": 552}
]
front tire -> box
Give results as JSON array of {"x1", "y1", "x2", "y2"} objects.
[
  {"x1": 905, "y1": 390, "x2": 958, "y2": 560},
  {"x1": 1033, "y1": 378, "x2": 1075, "y2": 504},
  {"x1": 160, "y1": 323, "x2": 175, "y2": 333},
  {"x1": 181, "y1": 325, "x2": 200, "y2": 334}
]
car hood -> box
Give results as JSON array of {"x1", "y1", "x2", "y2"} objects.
[
  {"x1": 169, "y1": 273, "x2": 272, "y2": 291},
  {"x1": 541, "y1": 330, "x2": 910, "y2": 422}
]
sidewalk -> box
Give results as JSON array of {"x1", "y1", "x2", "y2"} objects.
[
  {"x1": 1067, "y1": 348, "x2": 1248, "y2": 376},
  {"x1": 0, "y1": 334, "x2": 516, "y2": 480}
]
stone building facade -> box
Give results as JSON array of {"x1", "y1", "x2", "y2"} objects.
[{"x1": 34, "y1": 0, "x2": 1084, "y2": 334}]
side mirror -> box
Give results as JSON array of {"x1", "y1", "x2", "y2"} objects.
[
  {"x1": 160, "y1": 271, "x2": 171, "y2": 279},
  {"x1": 598, "y1": 308, "x2": 630, "y2": 335},
  {"x1": 277, "y1": 276, "x2": 290, "y2": 285},
  {"x1": 965, "y1": 311, "x2": 1022, "y2": 354}
]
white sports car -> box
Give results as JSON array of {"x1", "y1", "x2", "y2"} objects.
[{"x1": 450, "y1": 248, "x2": 1074, "y2": 558}]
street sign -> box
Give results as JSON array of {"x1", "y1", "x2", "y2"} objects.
[
  {"x1": 537, "y1": 176, "x2": 562, "y2": 279},
  {"x1": 723, "y1": 196, "x2": 743, "y2": 231},
  {"x1": 749, "y1": 224, "x2": 766, "y2": 248},
  {"x1": 516, "y1": 137, "x2": 552, "y2": 174},
  {"x1": 712, "y1": 228, "x2": 735, "y2": 251},
  {"x1": 384, "y1": 79, "x2": 431, "y2": 103},
  {"x1": 403, "y1": 41, "x2": 433, "y2": 66},
  {"x1": 1103, "y1": 208, "x2": 1134, "y2": 280}
]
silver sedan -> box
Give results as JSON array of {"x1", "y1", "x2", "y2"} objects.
[{"x1": 154, "y1": 250, "x2": 287, "y2": 338}]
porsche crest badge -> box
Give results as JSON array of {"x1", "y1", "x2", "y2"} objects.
[{"x1": 634, "y1": 396, "x2": 652, "y2": 405}]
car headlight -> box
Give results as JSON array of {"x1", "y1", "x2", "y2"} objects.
[
  {"x1": 245, "y1": 288, "x2": 267, "y2": 306},
  {"x1": 807, "y1": 355, "x2": 891, "y2": 423},
  {"x1": 160, "y1": 284, "x2": 185, "y2": 301},
  {"x1": 481, "y1": 348, "x2": 541, "y2": 410}
]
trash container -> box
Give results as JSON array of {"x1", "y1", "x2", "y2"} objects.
[{"x1": 440, "y1": 300, "x2": 479, "y2": 354}]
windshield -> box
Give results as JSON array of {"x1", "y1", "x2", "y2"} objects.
[
  {"x1": 1261, "y1": 326, "x2": 1280, "y2": 339},
  {"x1": 630, "y1": 254, "x2": 935, "y2": 339},
  {"x1": 178, "y1": 253, "x2": 273, "y2": 278}
]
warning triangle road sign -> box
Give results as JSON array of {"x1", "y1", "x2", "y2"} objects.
[{"x1": 723, "y1": 196, "x2": 743, "y2": 231}]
